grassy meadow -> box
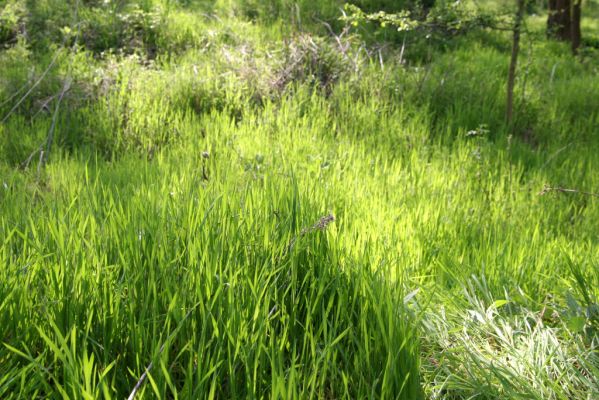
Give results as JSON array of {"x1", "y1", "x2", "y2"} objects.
[{"x1": 1, "y1": 0, "x2": 599, "y2": 398}]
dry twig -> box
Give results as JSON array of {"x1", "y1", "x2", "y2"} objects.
[{"x1": 539, "y1": 185, "x2": 599, "y2": 198}]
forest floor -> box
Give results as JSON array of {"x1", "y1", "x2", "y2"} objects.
[{"x1": 1, "y1": 1, "x2": 598, "y2": 398}]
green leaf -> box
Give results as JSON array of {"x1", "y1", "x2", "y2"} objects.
[
  {"x1": 566, "y1": 316, "x2": 586, "y2": 332},
  {"x1": 490, "y1": 300, "x2": 508, "y2": 309}
]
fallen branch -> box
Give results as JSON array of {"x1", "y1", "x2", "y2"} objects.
[
  {"x1": 1, "y1": 49, "x2": 62, "y2": 123},
  {"x1": 41, "y1": 77, "x2": 72, "y2": 167},
  {"x1": 20, "y1": 145, "x2": 44, "y2": 170},
  {"x1": 127, "y1": 301, "x2": 201, "y2": 400},
  {"x1": 539, "y1": 185, "x2": 599, "y2": 198}
]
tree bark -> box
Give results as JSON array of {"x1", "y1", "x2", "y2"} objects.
[
  {"x1": 547, "y1": 0, "x2": 558, "y2": 37},
  {"x1": 506, "y1": 0, "x2": 526, "y2": 126},
  {"x1": 571, "y1": 0, "x2": 582, "y2": 52},
  {"x1": 548, "y1": 0, "x2": 571, "y2": 40},
  {"x1": 547, "y1": 0, "x2": 582, "y2": 53}
]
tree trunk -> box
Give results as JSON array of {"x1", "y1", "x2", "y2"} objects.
[
  {"x1": 547, "y1": 0, "x2": 582, "y2": 53},
  {"x1": 571, "y1": 0, "x2": 582, "y2": 52},
  {"x1": 547, "y1": 0, "x2": 558, "y2": 37},
  {"x1": 506, "y1": 0, "x2": 526, "y2": 126},
  {"x1": 557, "y1": 0, "x2": 571, "y2": 41}
]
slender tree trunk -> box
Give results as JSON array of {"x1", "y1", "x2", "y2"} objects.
[
  {"x1": 571, "y1": 0, "x2": 582, "y2": 52},
  {"x1": 506, "y1": 0, "x2": 526, "y2": 126}
]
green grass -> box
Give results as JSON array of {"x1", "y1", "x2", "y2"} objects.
[
  {"x1": 1, "y1": 0, "x2": 599, "y2": 398},
  {"x1": 0, "y1": 150, "x2": 422, "y2": 398}
]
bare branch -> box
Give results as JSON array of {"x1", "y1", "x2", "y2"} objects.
[
  {"x1": 539, "y1": 185, "x2": 599, "y2": 198},
  {"x1": 127, "y1": 302, "x2": 201, "y2": 400}
]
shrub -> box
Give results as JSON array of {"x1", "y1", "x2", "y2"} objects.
[{"x1": 0, "y1": 0, "x2": 26, "y2": 47}]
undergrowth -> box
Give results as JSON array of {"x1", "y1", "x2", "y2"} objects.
[{"x1": 1, "y1": 0, "x2": 598, "y2": 398}]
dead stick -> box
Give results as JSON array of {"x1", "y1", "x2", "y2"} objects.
[
  {"x1": 127, "y1": 302, "x2": 200, "y2": 400},
  {"x1": 539, "y1": 185, "x2": 599, "y2": 198}
]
